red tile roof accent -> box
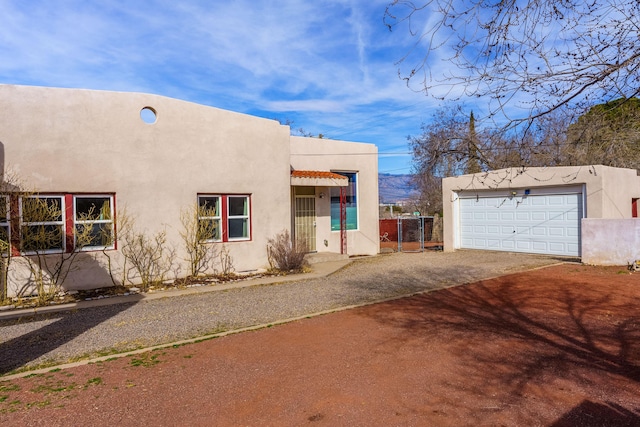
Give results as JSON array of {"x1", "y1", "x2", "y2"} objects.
[{"x1": 291, "y1": 170, "x2": 348, "y2": 180}]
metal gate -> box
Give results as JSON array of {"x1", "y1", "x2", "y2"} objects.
[
  {"x1": 379, "y1": 216, "x2": 436, "y2": 252},
  {"x1": 294, "y1": 195, "x2": 316, "y2": 252}
]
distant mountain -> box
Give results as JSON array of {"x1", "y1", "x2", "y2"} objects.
[{"x1": 378, "y1": 173, "x2": 419, "y2": 203}]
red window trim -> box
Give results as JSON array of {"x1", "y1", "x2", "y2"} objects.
[
  {"x1": 198, "y1": 193, "x2": 252, "y2": 243},
  {"x1": 8, "y1": 192, "x2": 116, "y2": 256}
]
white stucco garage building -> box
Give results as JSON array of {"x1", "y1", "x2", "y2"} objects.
[{"x1": 442, "y1": 166, "x2": 640, "y2": 258}]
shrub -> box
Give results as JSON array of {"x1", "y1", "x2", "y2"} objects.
[{"x1": 266, "y1": 230, "x2": 308, "y2": 272}]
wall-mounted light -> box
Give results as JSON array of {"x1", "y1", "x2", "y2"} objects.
[
  {"x1": 511, "y1": 191, "x2": 517, "y2": 196},
  {"x1": 319, "y1": 192, "x2": 325, "y2": 199}
]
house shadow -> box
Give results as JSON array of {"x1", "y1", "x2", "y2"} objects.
[{"x1": 0, "y1": 252, "x2": 142, "y2": 375}]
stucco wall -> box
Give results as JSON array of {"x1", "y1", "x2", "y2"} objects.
[
  {"x1": 0, "y1": 85, "x2": 292, "y2": 293},
  {"x1": 290, "y1": 136, "x2": 379, "y2": 256},
  {"x1": 442, "y1": 166, "x2": 640, "y2": 253},
  {"x1": 582, "y1": 219, "x2": 640, "y2": 265}
]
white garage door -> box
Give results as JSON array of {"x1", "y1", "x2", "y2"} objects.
[{"x1": 458, "y1": 190, "x2": 583, "y2": 256}]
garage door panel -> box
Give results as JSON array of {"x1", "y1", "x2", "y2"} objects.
[
  {"x1": 501, "y1": 226, "x2": 513, "y2": 234},
  {"x1": 532, "y1": 241, "x2": 548, "y2": 251},
  {"x1": 566, "y1": 211, "x2": 579, "y2": 221},
  {"x1": 548, "y1": 227, "x2": 565, "y2": 236},
  {"x1": 501, "y1": 212, "x2": 515, "y2": 221},
  {"x1": 516, "y1": 241, "x2": 532, "y2": 250},
  {"x1": 460, "y1": 225, "x2": 474, "y2": 234},
  {"x1": 532, "y1": 227, "x2": 546, "y2": 236},
  {"x1": 501, "y1": 240, "x2": 516, "y2": 249},
  {"x1": 548, "y1": 242, "x2": 566, "y2": 252},
  {"x1": 459, "y1": 191, "x2": 582, "y2": 256},
  {"x1": 531, "y1": 212, "x2": 547, "y2": 221},
  {"x1": 474, "y1": 225, "x2": 487, "y2": 233},
  {"x1": 548, "y1": 196, "x2": 565, "y2": 205}
]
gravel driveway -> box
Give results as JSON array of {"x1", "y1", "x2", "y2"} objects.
[{"x1": 0, "y1": 251, "x2": 561, "y2": 375}]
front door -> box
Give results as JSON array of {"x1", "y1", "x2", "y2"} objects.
[{"x1": 295, "y1": 194, "x2": 316, "y2": 252}]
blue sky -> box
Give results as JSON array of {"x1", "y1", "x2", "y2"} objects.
[{"x1": 0, "y1": 0, "x2": 448, "y2": 175}]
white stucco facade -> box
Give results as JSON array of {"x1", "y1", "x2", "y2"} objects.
[
  {"x1": 290, "y1": 136, "x2": 380, "y2": 257},
  {"x1": 0, "y1": 85, "x2": 379, "y2": 295}
]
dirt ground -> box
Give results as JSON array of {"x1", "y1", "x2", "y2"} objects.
[{"x1": 1, "y1": 263, "x2": 639, "y2": 426}]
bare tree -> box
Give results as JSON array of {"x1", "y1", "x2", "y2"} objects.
[
  {"x1": 410, "y1": 104, "x2": 571, "y2": 208},
  {"x1": 410, "y1": 104, "x2": 498, "y2": 178},
  {"x1": 384, "y1": 0, "x2": 640, "y2": 125},
  {"x1": 564, "y1": 98, "x2": 640, "y2": 169}
]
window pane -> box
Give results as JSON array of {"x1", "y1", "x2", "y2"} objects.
[
  {"x1": 76, "y1": 197, "x2": 111, "y2": 221},
  {"x1": 0, "y1": 197, "x2": 7, "y2": 223},
  {"x1": 0, "y1": 226, "x2": 9, "y2": 254},
  {"x1": 330, "y1": 172, "x2": 358, "y2": 231},
  {"x1": 76, "y1": 223, "x2": 113, "y2": 248},
  {"x1": 23, "y1": 197, "x2": 63, "y2": 223},
  {"x1": 21, "y1": 224, "x2": 64, "y2": 251},
  {"x1": 198, "y1": 218, "x2": 221, "y2": 241},
  {"x1": 228, "y1": 197, "x2": 248, "y2": 216},
  {"x1": 228, "y1": 218, "x2": 248, "y2": 239},
  {"x1": 198, "y1": 196, "x2": 220, "y2": 217}
]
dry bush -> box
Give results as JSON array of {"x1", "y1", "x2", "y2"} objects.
[
  {"x1": 119, "y1": 214, "x2": 176, "y2": 291},
  {"x1": 267, "y1": 230, "x2": 308, "y2": 272},
  {"x1": 179, "y1": 203, "x2": 219, "y2": 277}
]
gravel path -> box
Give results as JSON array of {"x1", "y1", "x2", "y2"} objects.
[{"x1": 0, "y1": 250, "x2": 562, "y2": 375}]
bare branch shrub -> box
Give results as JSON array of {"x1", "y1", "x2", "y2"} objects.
[
  {"x1": 18, "y1": 196, "x2": 100, "y2": 304},
  {"x1": 266, "y1": 230, "x2": 308, "y2": 272},
  {"x1": 119, "y1": 217, "x2": 176, "y2": 291},
  {"x1": 179, "y1": 203, "x2": 219, "y2": 277},
  {"x1": 218, "y1": 244, "x2": 235, "y2": 277},
  {"x1": 0, "y1": 168, "x2": 26, "y2": 302}
]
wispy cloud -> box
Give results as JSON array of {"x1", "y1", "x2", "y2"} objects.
[{"x1": 0, "y1": 0, "x2": 446, "y2": 173}]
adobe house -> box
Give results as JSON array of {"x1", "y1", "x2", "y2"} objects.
[
  {"x1": 0, "y1": 85, "x2": 379, "y2": 296},
  {"x1": 442, "y1": 166, "x2": 640, "y2": 263}
]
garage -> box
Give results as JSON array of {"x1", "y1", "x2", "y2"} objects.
[{"x1": 457, "y1": 187, "x2": 583, "y2": 256}]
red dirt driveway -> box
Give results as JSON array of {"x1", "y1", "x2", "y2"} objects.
[{"x1": 2, "y1": 263, "x2": 640, "y2": 426}]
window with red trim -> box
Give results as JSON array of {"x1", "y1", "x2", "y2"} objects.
[
  {"x1": 198, "y1": 194, "x2": 251, "y2": 242},
  {"x1": 15, "y1": 193, "x2": 115, "y2": 255},
  {"x1": 0, "y1": 196, "x2": 10, "y2": 255}
]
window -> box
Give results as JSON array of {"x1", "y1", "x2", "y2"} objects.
[
  {"x1": 330, "y1": 172, "x2": 358, "y2": 231},
  {"x1": 198, "y1": 194, "x2": 251, "y2": 242},
  {"x1": 20, "y1": 195, "x2": 65, "y2": 253},
  {"x1": 0, "y1": 196, "x2": 9, "y2": 255},
  {"x1": 74, "y1": 196, "x2": 114, "y2": 250},
  {"x1": 198, "y1": 195, "x2": 221, "y2": 242},
  {"x1": 16, "y1": 193, "x2": 116, "y2": 255},
  {"x1": 228, "y1": 196, "x2": 250, "y2": 240}
]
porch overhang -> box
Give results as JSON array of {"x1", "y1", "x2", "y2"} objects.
[{"x1": 290, "y1": 170, "x2": 348, "y2": 187}]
